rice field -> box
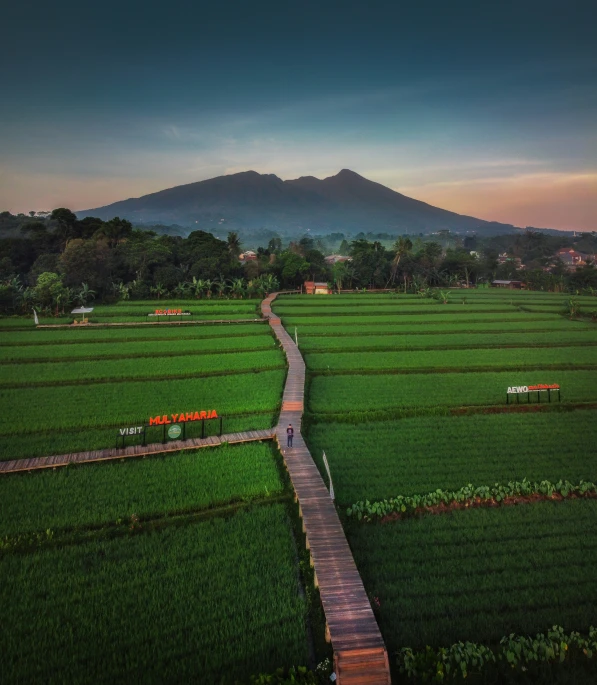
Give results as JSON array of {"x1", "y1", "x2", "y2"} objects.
[
  {"x1": 0, "y1": 442, "x2": 284, "y2": 537},
  {"x1": 273, "y1": 290, "x2": 597, "y2": 677},
  {"x1": 0, "y1": 504, "x2": 311, "y2": 685},
  {"x1": 350, "y1": 500, "x2": 597, "y2": 651},
  {"x1": 0, "y1": 317, "x2": 286, "y2": 459}
]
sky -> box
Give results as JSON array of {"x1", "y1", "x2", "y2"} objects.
[{"x1": 1, "y1": 0, "x2": 596, "y2": 231}]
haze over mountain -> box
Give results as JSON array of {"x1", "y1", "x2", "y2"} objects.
[{"x1": 78, "y1": 169, "x2": 520, "y2": 237}]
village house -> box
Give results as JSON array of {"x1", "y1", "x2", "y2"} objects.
[
  {"x1": 556, "y1": 249, "x2": 594, "y2": 269},
  {"x1": 238, "y1": 250, "x2": 257, "y2": 263},
  {"x1": 497, "y1": 253, "x2": 523, "y2": 268},
  {"x1": 324, "y1": 254, "x2": 352, "y2": 265},
  {"x1": 491, "y1": 279, "x2": 526, "y2": 289},
  {"x1": 304, "y1": 281, "x2": 331, "y2": 295}
]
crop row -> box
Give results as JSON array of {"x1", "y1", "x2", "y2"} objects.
[
  {"x1": 294, "y1": 318, "x2": 588, "y2": 337},
  {"x1": 0, "y1": 333, "x2": 279, "y2": 363},
  {"x1": 308, "y1": 370, "x2": 597, "y2": 415},
  {"x1": 0, "y1": 316, "x2": 70, "y2": 328},
  {"x1": 0, "y1": 504, "x2": 310, "y2": 684},
  {"x1": 0, "y1": 321, "x2": 269, "y2": 346},
  {"x1": 0, "y1": 369, "x2": 286, "y2": 438},
  {"x1": 307, "y1": 410, "x2": 597, "y2": 505},
  {"x1": 0, "y1": 442, "x2": 283, "y2": 537},
  {"x1": 305, "y1": 346, "x2": 597, "y2": 373},
  {"x1": 276, "y1": 298, "x2": 581, "y2": 309},
  {"x1": 346, "y1": 478, "x2": 597, "y2": 520},
  {"x1": 299, "y1": 330, "x2": 597, "y2": 353},
  {"x1": 279, "y1": 305, "x2": 521, "y2": 318},
  {"x1": 349, "y1": 500, "x2": 597, "y2": 650},
  {"x1": 1, "y1": 349, "x2": 285, "y2": 388},
  {"x1": 279, "y1": 312, "x2": 560, "y2": 326}
]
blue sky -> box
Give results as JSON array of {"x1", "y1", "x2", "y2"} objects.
[{"x1": 1, "y1": 0, "x2": 596, "y2": 230}]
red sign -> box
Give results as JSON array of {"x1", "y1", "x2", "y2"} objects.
[
  {"x1": 507, "y1": 384, "x2": 559, "y2": 394},
  {"x1": 155, "y1": 309, "x2": 182, "y2": 315},
  {"x1": 149, "y1": 410, "x2": 218, "y2": 426}
]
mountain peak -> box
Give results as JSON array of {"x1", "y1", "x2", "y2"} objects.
[{"x1": 77, "y1": 167, "x2": 517, "y2": 236}]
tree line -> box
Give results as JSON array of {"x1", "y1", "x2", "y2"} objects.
[{"x1": 0, "y1": 209, "x2": 596, "y2": 315}]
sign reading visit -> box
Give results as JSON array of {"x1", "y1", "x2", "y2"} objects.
[{"x1": 149, "y1": 410, "x2": 218, "y2": 425}]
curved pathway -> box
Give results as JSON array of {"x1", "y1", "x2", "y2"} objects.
[{"x1": 263, "y1": 293, "x2": 390, "y2": 685}]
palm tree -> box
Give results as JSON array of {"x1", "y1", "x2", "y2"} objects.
[
  {"x1": 388, "y1": 237, "x2": 413, "y2": 286},
  {"x1": 227, "y1": 232, "x2": 242, "y2": 258}
]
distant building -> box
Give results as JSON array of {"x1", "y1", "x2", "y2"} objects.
[
  {"x1": 324, "y1": 255, "x2": 352, "y2": 265},
  {"x1": 304, "y1": 281, "x2": 331, "y2": 295},
  {"x1": 497, "y1": 253, "x2": 523, "y2": 268},
  {"x1": 491, "y1": 280, "x2": 526, "y2": 289},
  {"x1": 239, "y1": 250, "x2": 257, "y2": 263},
  {"x1": 556, "y1": 249, "x2": 594, "y2": 269}
]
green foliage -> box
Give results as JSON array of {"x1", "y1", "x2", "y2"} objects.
[
  {"x1": 298, "y1": 328, "x2": 597, "y2": 352},
  {"x1": 398, "y1": 626, "x2": 597, "y2": 683},
  {"x1": 350, "y1": 501, "x2": 597, "y2": 650},
  {"x1": 305, "y1": 346, "x2": 597, "y2": 373},
  {"x1": 307, "y1": 411, "x2": 597, "y2": 506},
  {"x1": 0, "y1": 321, "x2": 268, "y2": 345},
  {"x1": 0, "y1": 348, "x2": 285, "y2": 387},
  {"x1": 309, "y1": 370, "x2": 597, "y2": 414},
  {"x1": 0, "y1": 369, "x2": 286, "y2": 437},
  {"x1": 248, "y1": 661, "x2": 331, "y2": 684},
  {"x1": 0, "y1": 443, "x2": 284, "y2": 537},
  {"x1": 346, "y1": 479, "x2": 597, "y2": 521},
  {"x1": 0, "y1": 505, "x2": 310, "y2": 684},
  {"x1": 0, "y1": 330, "x2": 277, "y2": 362}
]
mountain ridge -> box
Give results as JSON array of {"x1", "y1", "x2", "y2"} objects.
[{"x1": 77, "y1": 169, "x2": 519, "y2": 236}]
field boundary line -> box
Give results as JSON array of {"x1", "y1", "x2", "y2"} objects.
[
  {"x1": 0, "y1": 429, "x2": 276, "y2": 473},
  {"x1": 262, "y1": 292, "x2": 391, "y2": 685},
  {"x1": 36, "y1": 318, "x2": 267, "y2": 329}
]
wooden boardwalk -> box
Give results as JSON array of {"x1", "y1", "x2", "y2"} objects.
[
  {"x1": 262, "y1": 294, "x2": 390, "y2": 685},
  {"x1": 0, "y1": 429, "x2": 275, "y2": 474}
]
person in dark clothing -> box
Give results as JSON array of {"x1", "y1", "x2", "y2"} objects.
[{"x1": 287, "y1": 424, "x2": 294, "y2": 447}]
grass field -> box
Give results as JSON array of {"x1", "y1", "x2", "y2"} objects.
[
  {"x1": 273, "y1": 290, "x2": 597, "y2": 677},
  {"x1": 0, "y1": 316, "x2": 286, "y2": 459},
  {"x1": 349, "y1": 500, "x2": 597, "y2": 650},
  {"x1": 0, "y1": 442, "x2": 283, "y2": 536},
  {"x1": 0, "y1": 504, "x2": 311, "y2": 685},
  {"x1": 308, "y1": 410, "x2": 597, "y2": 505}
]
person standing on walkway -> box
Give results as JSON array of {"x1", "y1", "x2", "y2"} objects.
[{"x1": 287, "y1": 424, "x2": 294, "y2": 448}]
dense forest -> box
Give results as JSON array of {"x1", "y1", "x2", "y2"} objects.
[{"x1": 1, "y1": 209, "x2": 596, "y2": 315}]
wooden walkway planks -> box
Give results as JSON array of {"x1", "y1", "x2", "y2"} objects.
[
  {"x1": 0, "y1": 429, "x2": 276, "y2": 474},
  {"x1": 262, "y1": 293, "x2": 390, "y2": 685}
]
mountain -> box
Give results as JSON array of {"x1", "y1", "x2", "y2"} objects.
[{"x1": 77, "y1": 169, "x2": 518, "y2": 236}]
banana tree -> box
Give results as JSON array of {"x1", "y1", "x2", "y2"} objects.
[
  {"x1": 77, "y1": 283, "x2": 96, "y2": 306},
  {"x1": 150, "y1": 283, "x2": 168, "y2": 300}
]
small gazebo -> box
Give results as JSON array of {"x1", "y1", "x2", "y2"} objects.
[{"x1": 71, "y1": 307, "x2": 94, "y2": 325}]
